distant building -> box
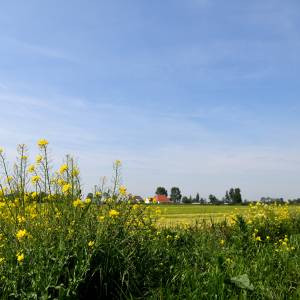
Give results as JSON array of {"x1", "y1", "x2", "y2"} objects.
[{"x1": 154, "y1": 194, "x2": 172, "y2": 204}]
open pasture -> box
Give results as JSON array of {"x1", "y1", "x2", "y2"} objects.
[{"x1": 157, "y1": 204, "x2": 300, "y2": 225}]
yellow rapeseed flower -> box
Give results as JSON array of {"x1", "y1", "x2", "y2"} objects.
[
  {"x1": 72, "y1": 168, "x2": 79, "y2": 176},
  {"x1": 73, "y1": 198, "x2": 83, "y2": 208},
  {"x1": 57, "y1": 178, "x2": 66, "y2": 186},
  {"x1": 132, "y1": 204, "x2": 139, "y2": 210},
  {"x1": 37, "y1": 139, "x2": 48, "y2": 147},
  {"x1": 28, "y1": 164, "x2": 35, "y2": 173},
  {"x1": 62, "y1": 184, "x2": 71, "y2": 194},
  {"x1": 6, "y1": 176, "x2": 13, "y2": 183},
  {"x1": 31, "y1": 175, "x2": 41, "y2": 184},
  {"x1": 0, "y1": 147, "x2": 4, "y2": 154},
  {"x1": 16, "y1": 252, "x2": 24, "y2": 263},
  {"x1": 255, "y1": 236, "x2": 262, "y2": 242},
  {"x1": 36, "y1": 155, "x2": 43, "y2": 163},
  {"x1": 119, "y1": 185, "x2": 127, "y2": 196},
  {"x1": 88, "y1": 240, "x2": 95, "y2": 248},
  {"x1": 16, "y1": 229, "x2": 27, "y2": 240},
  {"x1": 98, "y1": 215, "x2": 105, "y2": 221},
  {"x1": 85, "y1": 198, "x2": 91, "y2": 204},
  {"x1": 95, "y1": 191, "x2": 102, "y2": 197},
  {"x1": 17, "y1": 215, "x2": 26, "y2": 223},
  {"x1": 220, "y1": 239, "x2": 225, "y2": 246},
  {"x1": 109, "y1": 209, "x2": 120, "y2": 217},
  {"x1": 31, "y1": 192, "x2": 38, "y2": 198},
  {"x1": 59, "y1": 164, "x2": 68, "y2": 174}
]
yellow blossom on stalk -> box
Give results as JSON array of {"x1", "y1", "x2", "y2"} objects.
[
  {"x1": 119, "y1": 185, "x2": 127, "y2": 196},
  {"x1": 17, "y1": 215, "x2": 26, "y2": 223},
  {"x1": 132, "y1": 204, "x2": 139, "y2": 210},
  {"x1": 59, "y1": 164, "x2": 68, "y2": 174},
  {"x1": 85, "y1": 198, "x2": 91, "y2": 204},
  {"x1": 28, "y1": 164, "x2": 35, "y2": 173},
  {"x1": 57, "y1": 179, "x2": 66, "y2": 186},
  {"x1": 31, "y1": 192, "x2": 38, "y2": 199},
  {"x1": 255, "y1": 236, "x2": 262, "y2": 242},
  {"x1": 36, "y1": 155, "x2": 43, "y2": 163},
  {"x1": 109, "y1": 209, "x2": 120, "y2": 217},
  {"x1": 72, "y1": 168, "x2": 79, "y2": 176},
  {"x1": 37, "y1": 139, "x2": 48, "y2": 147},
  {"x1": 0, "y1": 147, "x2": 3, "y2": 154},
  {"x1": 98, "y1": 216, "x2": 105, "y2": 222},
  {"x1": 220, "y1": 239, "x2": 225, "y2": 246},
  {"x1": 21, "y1": 155, "x2": 28, "y2": 160},
  {"x1": 115, "y1": 160, "x2": 121, "y2": 166},
  {"x1": 73, "y1": 198, "x2": 83, "y2": 208},
  {"x1": 88, "y1": 240, "x2": 95, "y2": 248},
  {"x1": 31, "y1": 175, "x2": 41, "y2": 184},
  {"x1": 6, "y1": 176, "x2": 13, "y2": 183},
  {"x1": 16, "y1": 229, "x2": 27, "y2": 240},
  {"x1": 16, "y1": 252, "x2": 24, "y2": 263},
  {"x1": 62, "y1": 184, "x2": 71, "y2": 194},
  {"x1": 95, "y1": 191, "x2": 102, "y2": 197}
]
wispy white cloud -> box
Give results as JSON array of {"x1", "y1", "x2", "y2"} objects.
[
  {"x1": 1, "y1": 36, "x2": 79, "y2": 63},
  {"x1": 1, "y1": 88, "x2": 299, "y2": 199}
]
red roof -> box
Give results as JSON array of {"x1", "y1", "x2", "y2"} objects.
[{"x1": 155, "y1": 195, "x2": 172, "y2": 203}]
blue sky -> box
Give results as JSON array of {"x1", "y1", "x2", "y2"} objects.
[{"x1": 1, "y1": 0, "x2": 300, "y2": 199}]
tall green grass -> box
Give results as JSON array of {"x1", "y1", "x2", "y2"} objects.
[{"x1": 0, "y1": 141, "x2": 300, "y2": 299}]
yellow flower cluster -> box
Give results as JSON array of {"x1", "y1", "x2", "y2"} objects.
[
  {"x1": 28, "y1": 164, "x2": 35, "y2": 173},
  {"x1": 59, "y1": 164, "x2": 68, "y2": 174},
  {"x1": 31, "y1": 175, "x2": 41, "y2": 184},
  {"x1": 16, "y1": 229, "x2": 27, "y2": 240},
  {"x1": 37, "y1": 139, "x2": 49, "y2": 147},
  {"x1": 119, "y1": 185, "x2": 127, "y2": 196},
  {"x1": 16, "y1": 252, "x2": 24, "y2": 263},
  {"x1": 62, "y1": 184, "x2": 71, "y2": 194},
  {"x1": 109, "y1": 209, "x2": 120, "y2": 217}
]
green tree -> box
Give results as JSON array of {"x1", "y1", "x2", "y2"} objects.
[
  {"x1": 182, "y1": 196, "x2": 188, "y2": 203},
  {"x1": 170, "y1": 187, "x2": 182, "y2": 203},
  {"x1": 225, "y1": 191, "x2": 230, "y2": 203},
  {"x1": 155, "y1": 186, "x2": 168, "y2": 196},
  {"x1": 182, "y1": 196, "x2": 192, "y2": 204},
  {"x1": 209, "y1": 194, "x2": 219, "y2": 204},
  {"x1": 234, "y1": 188, "x2": 242, "y2": 204},
  {"x1": 227, "y1": 188, "x2": 242, "y2": 204}
]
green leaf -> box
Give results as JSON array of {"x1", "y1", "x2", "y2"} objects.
[{"x1": 230, "y1": 274, "x2": 254, "y2": 291}]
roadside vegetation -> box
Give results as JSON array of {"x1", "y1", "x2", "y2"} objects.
[{"x1": 0, "y1": 141, "x2": 300, "y2": 299}]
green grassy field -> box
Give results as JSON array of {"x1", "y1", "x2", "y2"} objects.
[
  {"x1": 156, "y1": 204, "x2": 247, "y2": 225},
  {"x1": 157, "y1": 204, "x2": 300, "y2": 225}
]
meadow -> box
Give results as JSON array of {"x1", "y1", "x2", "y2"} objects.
[
  {"x1": 157, "y1": 204, "x2": 249, "y2": 225},
  {"x1": 1, "y1": 141, "x2": 300, "y2": 299},
  {"x1": 158, "y1": 204, "x2": 300, "y2": 225}
]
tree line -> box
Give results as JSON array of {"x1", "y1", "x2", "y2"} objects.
[{"x1": 155, "y1": 186, "x2": 243, "y2": 204}]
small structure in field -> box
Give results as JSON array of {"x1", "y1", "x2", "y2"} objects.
[{"x1": 154, "y1": 194, "x2": 172, "y2": 204}]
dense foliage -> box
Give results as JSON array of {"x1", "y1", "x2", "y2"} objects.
[{"x1": 0, "y1": 141, "x2": 300, "y2": 299}]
